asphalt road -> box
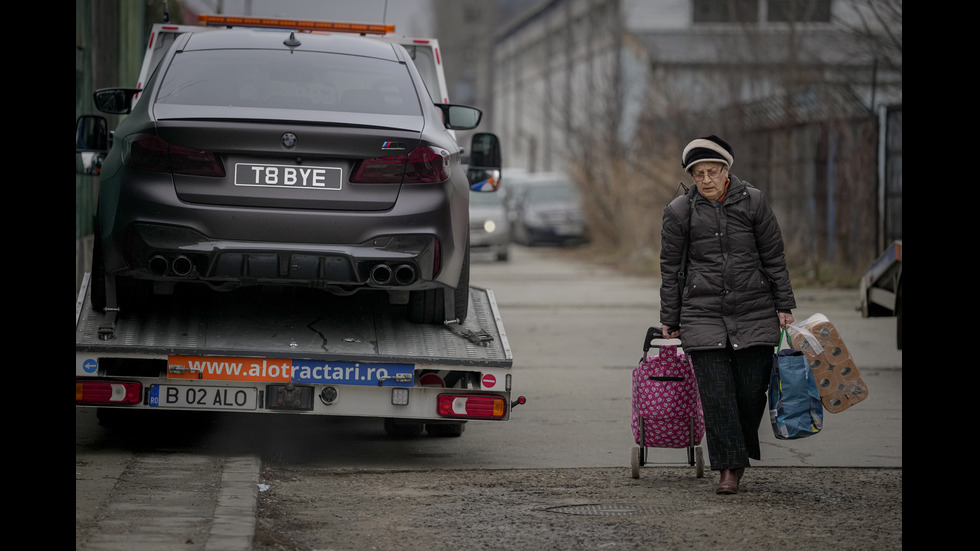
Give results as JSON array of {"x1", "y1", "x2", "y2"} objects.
[
  {"x1": 468, "y1": 245, "x2": 902, "y2": 470},
  {"x1": 75, "y1": 244, "x2": 902, "y2": 550}
]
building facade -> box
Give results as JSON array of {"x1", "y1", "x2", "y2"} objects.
[{"x1": 464, "y1": 0, "x2": 901, "y2": 277}]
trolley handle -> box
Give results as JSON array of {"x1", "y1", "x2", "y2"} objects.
[
  {"x1": 641, "y1": 326, "x2": 684, "y2": 362},
  {"x1": 641, "y1": 326, "x2": 664, "y2": 359}
]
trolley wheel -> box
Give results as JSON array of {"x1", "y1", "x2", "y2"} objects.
[
  {"x1": 630, "y1": 447, "x2": 641, "y2": 479},
  {"x1": 695, "y1": 446, "x2": 705, "y2": 478}
]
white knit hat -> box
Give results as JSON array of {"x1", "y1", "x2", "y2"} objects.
[{"x1": 681, "y1": 135, "x2": 734, "y2": 172}]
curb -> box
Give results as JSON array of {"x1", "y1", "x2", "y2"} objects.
[{"x1": 206, "y1": 455, "x2": 261, "y2": 551}]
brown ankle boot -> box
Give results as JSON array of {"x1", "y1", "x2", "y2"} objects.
[{"x1": 716, "y1": 469, "x2": 739, "y2": 494}]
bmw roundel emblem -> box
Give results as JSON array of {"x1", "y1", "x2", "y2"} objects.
[{"x1": 281, "y1": 132, "x2": 298, "y2": 149}]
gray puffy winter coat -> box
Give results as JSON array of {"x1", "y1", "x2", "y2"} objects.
[{"x1": 659, "y1": 175, "x2": 796, "y2": 352}]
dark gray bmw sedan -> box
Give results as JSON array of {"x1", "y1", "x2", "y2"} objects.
[{"x1": 77, "y1": 28, "x2": 499, "y2": 324}]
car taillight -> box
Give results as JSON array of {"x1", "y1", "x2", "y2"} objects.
[
  {"x1": 351, "y1": 146, "x2": 449, "y2": 184},
  {"x1": 437, "y1": 393, "x2": 506, "y2": 420},
  {"x1": 123, "y1": 134, "x2": 226, "y2": 177},
  {"x1": 76, "y1": 380, "x2": 143, "y2": 405}
]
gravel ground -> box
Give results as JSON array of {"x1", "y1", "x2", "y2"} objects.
[{"x1": 254, "y1": 465, "x2": 902, "y2": 550}]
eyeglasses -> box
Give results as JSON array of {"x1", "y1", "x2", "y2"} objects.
[{"x1": 691, "y1": 167, "x2": 724, "y2": 181}]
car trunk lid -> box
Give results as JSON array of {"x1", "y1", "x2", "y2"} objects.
[{"x1": 154, "y1": 111, "x2": 423, "y2": 211}]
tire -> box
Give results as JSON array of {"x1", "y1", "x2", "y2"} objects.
[
  {"x1": 92, "y1": 272, "x2": 151, "y2": 316},
  {"x1": 408, "y1": 241, "x2": 470, "y2": 324},
  {"x1": 96, "y1": 407, "x2": 134, "y2": 429},
  {"x1": 90, "y1": 222, "x2": 107, "y2": 312},
  {"x1": 630, "y1": 447, "x2": 640, "y2": 479},
  {"x1": 426, "y1": 422, "x2": 465, "y2": 437},
  {"x1": 452, "y1": 245, "x2": 470, "y2": 320},
  {"x1": 88, "y1": 214, "x2": 151, "y2": 314},
  {"x1": 407, "y1": 287, "x2": 440, "y2": 324},
  {"x1": 695, "y1": 446, "x2": 705, "y2": 478},
  {"x1": 383, "y1": 418, "x2": 424, "y2": 438}
]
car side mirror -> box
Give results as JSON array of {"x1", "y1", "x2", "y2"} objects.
[
  {"x1": 76, "y1": 115, "x2": 109, "y2": 176},
  {"x1": 467, "y1": 133, "x2": 502, "y2": 192},
  {"x1": 94, "y1": 88, "x2": 141, "y2": 115},
  {"x1": 76, "y1": 115, "x2": 108, "y2": 151},
  {"x1": 437, "y1": 104, "x2": 483, "y2": 130}
]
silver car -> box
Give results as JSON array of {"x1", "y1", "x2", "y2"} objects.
[
  {"x1": 511, "y1": 174, "x2": 589, "y2": 246},
  {"x1": 75, "y1": 28, "x2": 500, "y2": 324},
  {"x1": 469, "y1": 190, "x2": 510, "y2": 261}
]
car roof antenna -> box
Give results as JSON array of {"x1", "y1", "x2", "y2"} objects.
[{"x1": 284, "y1": 32, "x2": 302, "y2": 49}]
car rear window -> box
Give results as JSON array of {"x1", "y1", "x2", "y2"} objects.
[{"x1": 155, "y1": 49, "x2": 422, "y2": 116}]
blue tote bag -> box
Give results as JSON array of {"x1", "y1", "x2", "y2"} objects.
[{"x1": 769, "y1": 328, "x2": 823, "y2": 439}]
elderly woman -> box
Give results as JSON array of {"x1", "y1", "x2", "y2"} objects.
[{"x1": 659, "y1": 135, "x2": 796, "y2": 495}]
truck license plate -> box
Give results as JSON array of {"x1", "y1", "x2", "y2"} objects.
[{"x1": 149, "y1": 385, "x2": 258, "y2": 410}]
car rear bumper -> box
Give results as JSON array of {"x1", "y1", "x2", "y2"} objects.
[
  {"x1": 99, "y1": 171, "x2": 468, "y2": 291},
  {"x1": 124, "y1": 223, "x2": 440, "y2": 290}
]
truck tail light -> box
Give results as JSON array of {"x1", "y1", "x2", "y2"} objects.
[
  {"x1": 351, "y1": 146, "x2": 449, "y2": 184},
  {"x1": 437, "y1": 393, "x2": 506, "y2": 420},
  {"x1": 76, "y1": 380, "x2": 143, "y2": 405},
  {"x1": 123, "y1": 134, "x2": 226, "y2": 177}
]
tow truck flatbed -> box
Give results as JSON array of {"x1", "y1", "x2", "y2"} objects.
[
  {"x1": 76, "y1": 280, "x2": 512, "y2": 367},
  {"x1": 76, "y1": 278, "x2": 518, "y2": 427}
]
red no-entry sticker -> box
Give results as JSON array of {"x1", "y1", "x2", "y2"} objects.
[{"x1": 482, "y1": 374, "x2": 496, "y2": 388}]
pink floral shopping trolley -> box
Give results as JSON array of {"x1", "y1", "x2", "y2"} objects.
[{"x1": 630, "y1": 327, "x2": 706, "y2": 478}]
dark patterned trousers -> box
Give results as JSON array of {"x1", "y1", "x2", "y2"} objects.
[{"x1": 689, "y1": 343, "x2": 772, "y2": 471}]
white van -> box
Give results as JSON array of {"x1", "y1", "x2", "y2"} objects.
[{"x1": 134, "y1": 14, "x2": 451, "y2": 107}]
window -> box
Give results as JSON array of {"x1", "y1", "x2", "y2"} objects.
[
  {"x1": 155, "y1": 49, "x2": 421, "y2": 116},
  {"x1": 692, "y1": 0, "x2": 760, "y2": 23},
  {"x1": 693, "y1": 0, "x2": 833, "y2": 24},
  {"x1": 767, "y1": 0, "x2": 832, "y2": 22}
]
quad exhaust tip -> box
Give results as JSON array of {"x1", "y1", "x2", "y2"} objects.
[
  {"x1": 370, "y1": 264, "x2": 393, "y2": 285},
  {"x1": 171, "y1": 255, "x2": 193, "y2": 276},
  {"x1": 148, "y1": 255, "x2": 169, "y2": 276},
  {"x1": 370, "y1": 263, "x2": 417, "y2": 286},
  {"x1": 394, "y1": 264, "x2": 416, "y2": 285},
  {"x1": 148, "y1": 254, "x2": 194, "y2": 277}
]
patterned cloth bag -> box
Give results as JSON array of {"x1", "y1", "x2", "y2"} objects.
[{"x1": 631, "y1": 341, "x2": 706, "y2": 448}]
